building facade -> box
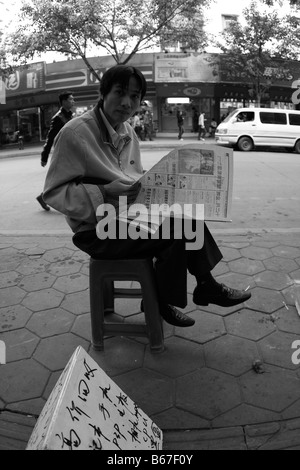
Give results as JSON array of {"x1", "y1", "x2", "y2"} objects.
[{"x1": 0, "y1": 51, "x2": 299, "y2": 145}]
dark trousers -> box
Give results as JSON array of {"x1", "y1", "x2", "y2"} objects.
[
  {"x1": 73, "y1": 222, "x2": 222, "y2": 308},
  {"x1": 178, "y1": 125, "x2": 184, "y2": 139}
]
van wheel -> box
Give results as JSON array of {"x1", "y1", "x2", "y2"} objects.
[
  {"x1": 238, "y1": 137, "x2": 253, "y2": 151},
  {"x1": 294, "y1": 140, "x2": 300, "y2": 153}
]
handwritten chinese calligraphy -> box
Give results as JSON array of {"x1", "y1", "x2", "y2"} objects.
[{"x1": 26, "y1": 346, "x2": 163, "y2": 450}]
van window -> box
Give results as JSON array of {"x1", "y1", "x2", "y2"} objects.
[
  {"x1": 289, "y1": 114, "x2": 300, "y2": 126},
  {"x1": 259, "y1": 112, "x2": 287, "y2": 125},
  {"x1": 236, "y1": 111, "x2": 255, "y2": 122}
]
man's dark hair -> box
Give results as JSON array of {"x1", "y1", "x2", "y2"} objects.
[
  {"x1": 99, "y1": 65, "x2": 147, "y2": 103},
  {"x1": 59, "y1": 91, "x2": 73, "y2": 106}
]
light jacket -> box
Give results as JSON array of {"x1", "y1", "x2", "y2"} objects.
[{"x1": 43, "y1": 104, "x2": 143, "y2": 233}]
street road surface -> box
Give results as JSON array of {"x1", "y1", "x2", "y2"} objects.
[{"x1": 0, "y1": 148, "x2": 300, "y2": 235}]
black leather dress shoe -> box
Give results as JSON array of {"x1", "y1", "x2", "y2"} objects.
[
  {"x1": 160, "y1": 305, "x2": 195, "y2": 327},
  {"x1": 36, "y1": 194, "x2": 50, "y2": 211},
  {"x1": 141, "y1": 301, "x2": 195, "y2": 327},
  {"x1": 193, "y1": 283, "x2": 251, "y2": 307}
]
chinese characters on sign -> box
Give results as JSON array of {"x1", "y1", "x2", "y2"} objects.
[
  {"x1": 26, "y1": 346, "x2": 163, "y2": 450},
  {"x1": 1, "y1": 62, "x2": 45, "y2": 97}
]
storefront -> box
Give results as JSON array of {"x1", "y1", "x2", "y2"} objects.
[
  {"x1": 155, "y1": 82, "x2": 216, "y2": 132},
  {"x1": 0, "y1": 62, "x2": 46, "y2": 145},
  {"x1": 1, "y1": 52, "x2": 299, "y2": 145}
]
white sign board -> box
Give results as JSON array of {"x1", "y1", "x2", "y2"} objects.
[{"x1": 26, "y1": 346, "x2": 163, "y2": 450}]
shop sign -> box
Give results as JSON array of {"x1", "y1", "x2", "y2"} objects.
[
  {"x1": 1, "y1": 62, "x2": 45, "y2": 97},
  {"x1": 46, "y1": 69, "x2": 87, "y2": 90},
  {"x1": 183, "y1": 87, "x2": 201, "y2": 97},
  {"x1": 154, "y1": 53, "x2": 218, "y2": 83}
]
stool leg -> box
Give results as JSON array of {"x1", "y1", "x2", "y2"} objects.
[
  {"x1": 104, "y1": 280, "x2": 114, "y2": 315},
  {"x1": 89, "y1": 259, "x2": 105, "y2": 350}
]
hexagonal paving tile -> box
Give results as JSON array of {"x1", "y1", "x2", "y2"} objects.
[
  {"x1": 290, "y1": 269, "x2": 300, "y2": 283},
  {"x1": 211, "y1": 261, "x2": 230, "y2": 277},
  {"x1": 0, "y1": 250, "x2": 24, "y2": 273},
  {"x1": 114, "y1": 298, "x2": 143, "y2": 317},
  {"x1": 0, "y1": 286, "x2": 26, "y2": 308},
  {"x1": 245, "y1": 287, "x2": 285, "y2": 314},
  {"x1": 175, "y1": 311, "x2": 226, "y2": 344},
  {"x1": 144, "y1": 336, "x2": 205, "y2": 378},
  {"x1": 22, "y1": 288, "x2": 64, "y2": 311},
  {"x1": 0, "y1": 359, "x2": 49, "y2": 403},
  {"x1": 88, "y1": 336, "x2": 145, "y2": 377},
  {"x1": 228, "y1": 258, "x2": 265, "y2": 276},
  {"x1": 219, "y1": 246, "x2": 241, "y2": 262},
  {"x1": 282, "y1": 284, "x2": 299, "y2": 306},
  {"x1": 264, "y1": 257, "x2": 299, "y2": 274},
  {"x1": 71, "y1": 313, "x2": 91, "y2": 341},
  {"x1": 47, "y1": 259, "x2": 82, "y2": 276},
  {"x1": 217, "y1": 271, "x2": 254, "y2": 291},
  {"x1": 52, "y1": 273, "x2": 89, "y2": 293},
  {"x1": 240, "y1": 365, "x2": 300, "y2": 412},
  {"x1": 1, "y1": 328, "x2": 39, "y2": 362},
  {"x1": 176, "y1": 368, "x2": 242, "y2": 420},
  {"x1": 42, "y1": 247, "x2": 75, "y2": 263},
  {"x1": 26, "y1": 308, "x2": 75, "y2": 337},
  {"x1": 153, "y1": 407, "x2": 209, "y2": 430},
  {"x1": 275, "y1": 306, "x2": 300, "y2": 335},
  {"x1": 271, "y1": 246, "x2": 300, "y2": 259},
  {"x1": 258, "y1": 330, "x2": 300, "y2": 370},
  {"x1": 204, "y1": 335, "x2": 259, "y2": 376},
  {"x1": 240, "y1": 246, "x2": 273, "y2": 261},
  {"x1": 225, "y1": 309, "x2": 276, "y2": 341},
  {"x1": 0, "y1": 305, "x2": 32, "y2": 332},
  {"x1": 16, "y1": 257, "x2": 49, "y2": 275},
  {"x1": 113, "y1": 368, "x2": 173, "y2": 416},
  {"x1": 253, "y1": 270, "x2": 293, "y2": 291},
  {"x1": 252, "y1": 240, "x2": 279, "y2": 249},
  {"x1": 0, "y1": 271, "x2": 23, "y2": 288},
  {"x1": 72, "y1": 250, "x2": 90, "y2": 263},
  {"x1": 212, "y1": 403, "x2": 280, "y2": 428},
  {"x1": 33, "y1": 333, "x2": 89, "y2": 371},
  {"x1": 60, "y1": 289, "x2": 90, "y2": 315},
  {"x1": 18, "y1": 272, "x2": 56, "y2": 292}
]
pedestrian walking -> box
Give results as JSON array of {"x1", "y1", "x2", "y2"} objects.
[
  {"x1": 36, "y1": 90, "x2": 75, "y2": 211},
  {"x1": 43, "y1": 64, "x2": 251, "y2": 329},
  {"x1": 198, "y1": 112, "x2": 206, "y2": 141},
  {"x1": 177, "y1": 110, "x2": 184, "y2": 140},
  {"x1": 143, "y1": 110, "x2": 153, "y2": 141}
]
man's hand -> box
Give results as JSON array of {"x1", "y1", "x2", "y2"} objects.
[{"x1": 41, "y1": 161, "x2": 47, "y2": 167}]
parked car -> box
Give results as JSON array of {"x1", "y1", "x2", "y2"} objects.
[{"x1": 215, "y1": 107, "x2": 300, "y2": 152}]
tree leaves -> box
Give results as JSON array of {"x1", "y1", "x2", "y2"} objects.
[{"x1": 5, "y1": 0, "x2": 210, "y2": 77}]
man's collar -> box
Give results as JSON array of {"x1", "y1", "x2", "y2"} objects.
[{"x1": 98, "y1": 106, "x2": 131, "y2": 149}]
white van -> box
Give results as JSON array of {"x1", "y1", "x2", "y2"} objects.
[{"x1": 215, "y1": 107, "x2": 300, "y2": 152}]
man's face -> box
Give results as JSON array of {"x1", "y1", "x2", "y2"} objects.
[
  {"x1": 102, "y1": 76, "x2": 142, "y2": 128},
  {"x1": 62, "y1": 95, "x2": 75, "y2": 112}
]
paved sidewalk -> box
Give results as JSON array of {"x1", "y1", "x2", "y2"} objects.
[{"x1": 1, "y1": 230, "x2": 300, "y2": 450}]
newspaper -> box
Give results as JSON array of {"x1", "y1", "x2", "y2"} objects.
[{"x1": 125, "y1": 144, "x2": 233, "y2": 225}]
